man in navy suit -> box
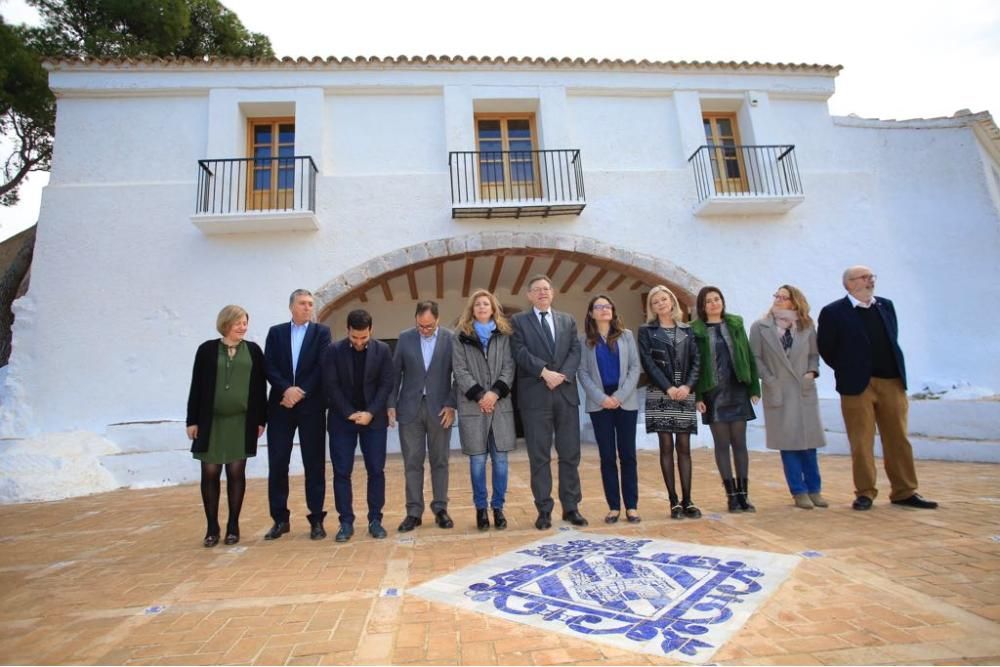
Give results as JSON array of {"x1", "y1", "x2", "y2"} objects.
[
  {"x1": 817, "y1": 266, "x2": 937, "y2": 511},
  {"x1": 263, "y1": 289, "x2": 332, "y2": 540},
  {"x1": 322, "y1": 309, "x2": 395, "y2": 542}
]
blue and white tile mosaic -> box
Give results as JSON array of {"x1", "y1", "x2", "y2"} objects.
[{"x1": 411, "y1": 531, "x2": 799, "y2": 663}]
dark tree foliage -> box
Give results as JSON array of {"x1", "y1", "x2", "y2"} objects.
[{"x1": 1, "y1": 1, "x2": 273, "y2": 365}]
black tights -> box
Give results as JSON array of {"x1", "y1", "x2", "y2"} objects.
[
  {"x1": 710, "y1": 421, "x2": 749, "y2": 480},
  {"x1": 200, "y1": 460, "x2": 247, "y2": 536},
  {"x1": 657, "y1": 432, "x2": 692, "y2": 506}
]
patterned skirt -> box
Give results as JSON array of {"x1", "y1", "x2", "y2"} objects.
[{"x1": 644, "y1": 386, "x2": 698, "y2": 434}]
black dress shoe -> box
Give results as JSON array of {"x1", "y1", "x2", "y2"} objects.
[
  {"x1": 670, "y1": 504, "x2": 684, "y2": 520},
  {"x1": 435, "y1": 510, "x2": 454, "y2": 529},
  {"x1": 493, "y1": 508, "x2": 507, "y2": 530},
  {"x1": 891, "y1": 493, "x2": 938, "y2": 509},
  {"x1": 476, "y1": 509, "x2": 490, "y2": 531},
  {"x1": 203, "y1": 534, "x2": 220, "y2": 548},
  {"x1": 535, "y1": 511, "x2": 552, "y2": 530},
  {"x1": 398, "y1": 515, "x2": 422, "y2": 532},
  {"x1": 310, "y1": 521, "x2": 327, "y2": 540},
  {"x1": 368, "y1": 520, "x2": 387, "y2": 539},
  {"x1": 264, "y1": 521, "x2": 290, "y2": 540},
  {"x1": 562, "y1": 510, "x2": 589, "y2": 527},
  {"x1": 334, "y1": 523, "x2": 354, "y2": 542},
  {"x1": 852, "y1": 495, "x2": 874, "y2": 511},
  {"x1": 223, "y1": 521, "x2": 240, "y2": 545}
]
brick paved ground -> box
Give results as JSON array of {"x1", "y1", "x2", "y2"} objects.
[{"x1": 1, "y1": 446, "x2": 998, "y2": 665}]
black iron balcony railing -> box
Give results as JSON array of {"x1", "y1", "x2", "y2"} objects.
[
  {"x1": 688, "y1": 144, "x2": 802, "y2": 202},
  {"x1": 195, "y1": 156, "x2": 318, "y2": 215},
  {"x1": 449, "y1": 149, "x2": 586, "y2": 218}
]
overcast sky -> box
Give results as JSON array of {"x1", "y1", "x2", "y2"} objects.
[{"x1": 2, "y1": 0, "x2": 998, "y2": 240}]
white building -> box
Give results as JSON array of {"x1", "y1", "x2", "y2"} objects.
[{"x1": 1, "y1": 55, "x2": 998, "y2": 500}]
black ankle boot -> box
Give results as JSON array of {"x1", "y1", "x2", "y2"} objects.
[
  {"x1": 476, "y1": 509, "x2": 490, "y2": 531},
  {"x1": 492, "y1": 509, "x2": 507, "y2": 530},
  {"x1": 737, "y1": 478, "x2": 756, "y2": 512},
  {"x1": 723, "y1": 479, "x2": 740, "y2": 512}
]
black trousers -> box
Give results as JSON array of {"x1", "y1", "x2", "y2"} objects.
[{"x1": 266, "y1": 406, "x2": 327, "y2": 523}]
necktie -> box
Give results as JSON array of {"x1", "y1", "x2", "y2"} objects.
[
  {"x1": 539, "y1": 311, "x2": 555, "y2": 354},
  {"x1": 781, "y1": 328, "x2": 793, "y2": 352}
]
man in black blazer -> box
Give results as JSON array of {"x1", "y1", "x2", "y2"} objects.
[
  {"x1": 817, "y1": 266, "x2": 937, "y2": 511},
  {"x1": 263, "y1": 289, "x2": 332, "y2": 540},
  {"x1": 387, "y1": 301, "x2": 457, "y2": 532},
  {"x1": 511, "y1": 274, "x2": 587, "y2": 529},
  {"x1": 322, "y1": 309, "x2": 395, "y2": 542}
]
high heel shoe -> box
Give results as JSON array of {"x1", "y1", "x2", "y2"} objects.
[{"x1": 224, "y1": 522, "x2": 240, "y2": 545}]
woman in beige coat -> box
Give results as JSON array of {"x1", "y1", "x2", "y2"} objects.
[{"x1": 749, "y1": 285, "x2": 828, "y2": 509}]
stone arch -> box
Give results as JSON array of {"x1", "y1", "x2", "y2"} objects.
[{"x1": 314, "y1": 231, "x2": 706, "y2": 323}]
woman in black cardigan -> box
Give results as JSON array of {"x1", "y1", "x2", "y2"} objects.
[{"x1": 186, "y1": 305, "x2": 267, "y2": 547}]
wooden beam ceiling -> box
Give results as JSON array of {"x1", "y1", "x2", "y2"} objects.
[
  {"x1": 462, "y1": 257, "x2": 475, "y2": 297},
  {"x1": 511, "y1": 256, "x2": 534, "y2": 295},
  {"x1": 488, "y1": 256, "x2": 505, "y2": 293},
  {"x1": 560, "y1": 262, "x2": 586, "y2": 293}
]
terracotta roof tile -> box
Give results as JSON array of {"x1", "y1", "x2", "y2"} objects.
[{"x1": 42, "y1": 54, "x2": 842, "y2": 75}]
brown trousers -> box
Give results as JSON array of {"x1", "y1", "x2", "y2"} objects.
[{"x1": 839, "y1": 377, "x2": 918, "y2": 501}]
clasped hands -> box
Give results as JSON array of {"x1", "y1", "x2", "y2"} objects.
[
  {"x1": 280, "y1": 386, "x2": 306, "y2": 408},
  {"x1": 540, "y1": 367, "x2": 567, "y2": 391}
]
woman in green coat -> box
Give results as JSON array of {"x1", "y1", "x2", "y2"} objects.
[{"x1": 692, "y1": 287, "x2": 761, "y2": 513}]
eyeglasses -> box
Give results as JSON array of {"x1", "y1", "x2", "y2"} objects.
[
  {"x1": 592, "y1": 304, "x2": 613, "y2": 311},
  {"x1": 529, "y1": 286, "x2": 552, "y2": 293},
  {"x1": 772, "y1": 293, "x2": 792, "y2": 301},
  {"x1": 416, "y1": 322, "x2": 437, "y2": 331},
  {"x1": 849, "y1": 274, "x2": 877, "y2": 282}
]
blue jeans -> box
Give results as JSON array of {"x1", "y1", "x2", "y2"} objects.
[
  {"x1": 470, "y1": 432, "x2": 508, "y2": 510},
  {"x1": 780, "y1": 449, "x2": 822, "y2": 495},
  {"x1": 589, "y1": 407, "x2": 639, "y2": 511}
]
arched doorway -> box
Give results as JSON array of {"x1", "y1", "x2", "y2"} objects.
[{"x1": 314, "y1": 232, "x2": 703, "y2": 335}]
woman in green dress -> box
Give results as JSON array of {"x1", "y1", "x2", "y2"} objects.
[{"x1": 186, "y1": 305, "x2": 268, "y2": 547}]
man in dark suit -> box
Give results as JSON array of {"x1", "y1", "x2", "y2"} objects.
[
  {"x1": 322, "y1": 309, "x2": 395, "y2": 541},
  {"x1": 263, "y1": 289, "x2": 332, "y2": 540},
  {"x1": 510, "y1": 274, "x2": 587, "y2": 529},
  {"x1": 817, "y1": 266, "x2": 937, "y2": 511},
  {"x1": 387, "y1": 301, "x2": 457, "y2": 532}
]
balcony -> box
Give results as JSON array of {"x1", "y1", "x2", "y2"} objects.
[
  {"x1": 191, "y1": 156, "x2": 319, "y2": 234},
  {"x1": 688, "y1": 145, "x2": 804, "y2": 216},
  {"x1": 449, "y1": 149, "x2": 586, "y2": 219}
]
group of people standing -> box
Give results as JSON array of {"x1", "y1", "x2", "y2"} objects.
[{"x1": 186, "y1": 266, "x2": 936, "y2": 548}]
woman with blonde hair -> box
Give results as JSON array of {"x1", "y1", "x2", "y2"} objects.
[
  {"x1": 749, "y1": 285, "x2": 827, "y2": 509},
  {"x1": 637, "y1": 285, "x2": 701, "y2": 520},
  {"x1": 452, "y1": 289, "x2": 517, "y2": 530},
  {"x1": 186, "y1": 305, "x2": 267, "y2": 547}
]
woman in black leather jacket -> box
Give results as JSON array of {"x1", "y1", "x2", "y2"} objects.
[{"x1": 637, "y1": 285, "x2": 701, "y2": 519}]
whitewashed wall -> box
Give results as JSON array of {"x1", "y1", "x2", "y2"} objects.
[{"x1": 2, "y1": 63, "x2": 998, "y2": 449}]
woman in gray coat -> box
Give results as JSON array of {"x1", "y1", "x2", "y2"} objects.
[
  {"x1": 578, "y1": 294, "x2": 642, "y2": 524},
  {"x1": 749, "y1": 285, "x2": 828, "y2": 510},
  {"x1": 452, "y1": 288, "x2": 517, "y2": 531}
]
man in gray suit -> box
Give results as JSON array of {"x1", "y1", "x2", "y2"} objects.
[
  {"x1": 388, "y1": 301, "x2": 457, "y2": 531},
  {"x1": 511, "y1": 274, "x2": 587, "y2": 529}
]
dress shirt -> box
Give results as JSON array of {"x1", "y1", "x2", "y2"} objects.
[
  {"x1": 847, "y1": 293, "x2": 877, "y2": 309},
  {"x1": 290, "y1": 321, "x2": 309, "y2": 377},
  {"x1": 419, "y1": 327, "x2": 438, "y2": 396},
  {"x1": 533, "y1": 306, "x2": 556, "y2": 344}
]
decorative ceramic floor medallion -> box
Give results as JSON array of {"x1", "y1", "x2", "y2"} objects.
[{"x1": 411, "y1": 531, "x2": 800, "y2": 663}]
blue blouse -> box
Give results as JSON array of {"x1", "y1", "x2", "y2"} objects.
[{"x1": 595, "y1": 337, "x2": 621, "y2": 388}]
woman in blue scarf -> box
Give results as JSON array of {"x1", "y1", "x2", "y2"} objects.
[{"x1": 452, "y1": 289, "x2": 517, "y2": 530}]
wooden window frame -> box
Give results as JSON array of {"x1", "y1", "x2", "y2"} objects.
[
  {"x1": 702, "y1": 112, "x2": 749, "y2": 193},
  {"x1": 246, "y1": 116, "x2": 295, "y2": 210},
  {"x1": 474, "y1": 113, "x2": 541, "y2": 200}
]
